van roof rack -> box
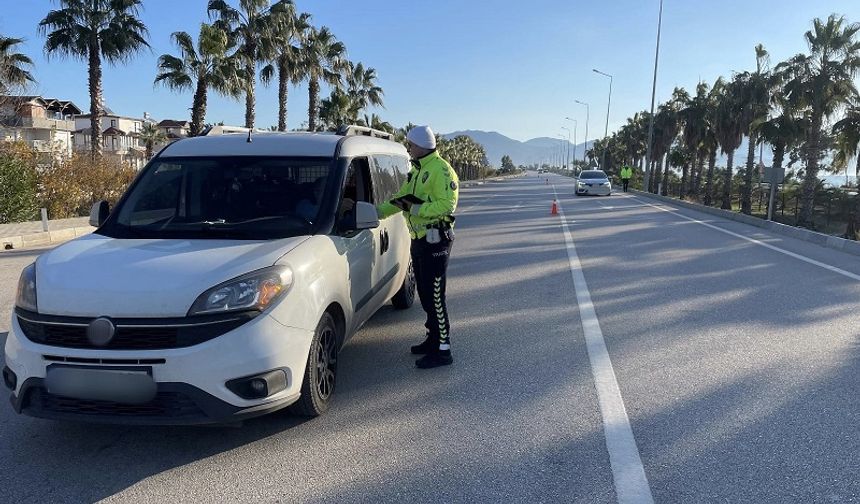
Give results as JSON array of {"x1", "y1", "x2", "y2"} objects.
[{"x1": 336, "y1": 124, "x2": 395, "y2": 141}]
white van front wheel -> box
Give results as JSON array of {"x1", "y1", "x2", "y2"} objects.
[{"x1": 290, "y1": 312, "x2": 339, "y2": 417}]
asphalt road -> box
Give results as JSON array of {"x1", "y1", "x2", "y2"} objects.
[{"x1": 1, "y1": 173, "x2": 859, "y2": 503}]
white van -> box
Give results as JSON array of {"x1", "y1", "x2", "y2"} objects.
[{"x1": 3, "y1": 127, "x2": 416, "y2": 424}]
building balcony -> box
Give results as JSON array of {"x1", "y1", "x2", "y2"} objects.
[{"x1": 17, "y1": 117, "x2": 76, "y2": 131}]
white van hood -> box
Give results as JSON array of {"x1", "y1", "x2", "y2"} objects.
[{"x1": 35, "y1": 234, "x2": 307, "y2": 318}]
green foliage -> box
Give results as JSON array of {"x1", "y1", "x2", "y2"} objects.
[
  {"x1": 500, "y1": 155, "x2": 517, "y2": 173},
  {"x1": 0, "y1": 143, "x2": 38, "y2": 223}
]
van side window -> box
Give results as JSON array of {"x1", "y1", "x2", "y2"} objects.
[
  {"x1": 371, "y1": 155, "x2": 401, "y2": 205},
  {"x1": 393, "y1": 156, "x2": 411, "y2": 184},
  {"x1": 338, "y1": 158, "x2": 373, "y2": 230}
]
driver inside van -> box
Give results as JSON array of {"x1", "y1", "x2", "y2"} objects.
[{"x1": 296, "y1": 177, "x2": 327, "y2": 222}]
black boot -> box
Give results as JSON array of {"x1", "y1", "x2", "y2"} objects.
[
  {"x1": 416, "y1": 350, "x2": 453, "y2": 369},
  {"x1": 410, "y1": 335, "x2": 436, "y2": 355}
]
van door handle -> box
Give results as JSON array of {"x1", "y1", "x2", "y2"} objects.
[{"x1": 380, "y1": 229, "x2": 389, "y2": 254}]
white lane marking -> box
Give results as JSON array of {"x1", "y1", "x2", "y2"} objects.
[
  {"x1": 553, "y1": 186, "x2": 655, "y2": 504},
  {"x1": 458, "y1": 195, "x2": 494, "y2": 213},
  {"x1": 632, "y1": 196, "x2": 860, "y2": 283}
]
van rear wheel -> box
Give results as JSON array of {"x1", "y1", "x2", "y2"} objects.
[
  {"x1": 290, "y1": 312, "x2": 339, "y2": 417},
  {"x1": 391, "y1": 260, "x2": 416, "y2": 309}
]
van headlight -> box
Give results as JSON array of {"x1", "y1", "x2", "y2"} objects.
[
  {"x1": 16, "y1": 263, "x2": 37, "y2": 312},
  {"x1": 188, "y1": 266, "x2": 293, "y2": 316}
]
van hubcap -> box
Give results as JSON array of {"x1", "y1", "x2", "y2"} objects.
[{"x1": 315, "y1": 327, "x2": 337, "y2": 400}]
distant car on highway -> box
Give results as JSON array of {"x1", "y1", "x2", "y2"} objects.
[
  {"x1": 3, "y1": 125, "x2": 416, "y2": 425},
  {"x1": 575, "y1": 170, "x2": 612, "y2": 196}
]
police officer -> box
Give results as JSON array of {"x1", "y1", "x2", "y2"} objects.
[
  {"x1": 377, "y1": 125, "x2": 459, "y2": 369},
  {"x1": 620, "y1": 165, "x2": 633, "y2": 192}
]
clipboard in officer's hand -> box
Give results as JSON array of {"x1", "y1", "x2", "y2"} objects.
[{"x1": 389, "y1": 194, "x2": 424, "y2": 211}]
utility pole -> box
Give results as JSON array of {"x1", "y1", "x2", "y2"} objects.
[{"x1": 644, "y1": 0, "x2": 664, "y2": 193}]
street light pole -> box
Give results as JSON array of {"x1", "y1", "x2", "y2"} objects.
[
  {"x1": 575, "y1": 100, "x2": 590, "y2": 167},
  {"x1": 593, "y1": 69, "x2": 613, "y2": 171},
  {"x1": 644, "y1": 0, "x2": 664, "y2": 193},
  {"x1": 565, "y1": 117, "x2": 577, "y2": 173},
  {"x1": 561, "y1": 126, "x2": 571, "y2": 173}
]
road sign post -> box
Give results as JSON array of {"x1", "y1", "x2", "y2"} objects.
[{"x1": 766, "y1": 166, "x2": 785, "y2": 221}]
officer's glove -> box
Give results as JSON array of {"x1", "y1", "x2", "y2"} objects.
[{"x1": 410, "y1": 204, "x2": 422, "y2": 217}]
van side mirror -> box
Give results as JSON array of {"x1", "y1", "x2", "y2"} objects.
[
  {"x1": 352, "y1": 201, "x2": 379, "y2": 230},
  {"x1": 89, "y1": 200, "x2": 110, "y2": 227}
]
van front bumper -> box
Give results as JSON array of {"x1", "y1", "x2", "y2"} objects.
[{"x1": 4, "y1": 311, "x2": 313, "y2": 425}]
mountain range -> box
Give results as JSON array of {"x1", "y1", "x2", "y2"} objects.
[
  {"x1": 443, "y1": 130, "x2": 588, "y2": 168},
  {"x1": 443, "y1": 130, "x2": 774, "y2": 168}
]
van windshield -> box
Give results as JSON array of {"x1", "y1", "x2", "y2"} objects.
[{"x1": 101, "y1": 156, "x2": 334, "y2": 240}]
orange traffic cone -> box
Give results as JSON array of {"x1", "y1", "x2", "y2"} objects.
[{"x1": 551, "y1": 199, "x2": 558, "y2": 215}]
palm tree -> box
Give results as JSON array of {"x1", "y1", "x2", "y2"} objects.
[
  {"x1": 139, "y1": 122, "x2": 167, "y2": 159},
  {"x1": 651, "y1": 98, "x2": 681, "y2": 194},
  {"x1": 40, "y1": 0, "x2": 150, "y2": 159},
  {"x1": 702, "y1": 81, "x2": 723, "y2": 206},
  {"x1": 714, "y1": 76, "x2": 746, "y2": 210},
  {"x1": 155, "y1": 24, "x2": 242, "y2": 136},
  {"x1": 261, "y1": 8, "x2": 310, "y2": 131},
  {"x1": 298, "y1": 26, "x2": 347, "y2": 131},
  {"x1": 208, "y1": 0, "x2": 293, "y2": 129},
  {"x1": 346, "y1": 61, "x2": 384, "y2": 114},
  {"x1": 737, "y1": 44, "x2": 773, "y2": 214},
  {"x1": 833, "y1": 106, "x2": 860, "y2": 183},
  {"x1": 0, "y1": 36, "x2": 36, "y2": 94},
  {"x1": 776, "y1": 15, "x2": 860, "y2": 227},
  {"x1": 680, "y1": 82, "x2": 710, "y2": 199},
  {"x1": 832, "y1": 106, "x2": 860, "y2": 237},
  {"x1": 358, "y1": 113, "x2": 394, "y2": 133},
  {"x1": 318, "y1": 88, "x2": 359, "y2": 130}
]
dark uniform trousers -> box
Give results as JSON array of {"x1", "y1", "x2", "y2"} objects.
[{"x1": 410, "y1": 232, "x2": 454, "y2": 351}]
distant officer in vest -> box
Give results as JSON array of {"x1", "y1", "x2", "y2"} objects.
[
  {"x1": 377, "y1": 125, "x2": 459, "y2": 369},
  {"x1": 620, "y1": 165, "x2": 633, "y2": 192}
]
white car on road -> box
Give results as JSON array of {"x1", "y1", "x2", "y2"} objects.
[
  {"x1": 575, "y1": 170, "x2": 612, "y2": 196},
  {"x1": 3, "y1": 126, "x2": 416, "y2": 425}
]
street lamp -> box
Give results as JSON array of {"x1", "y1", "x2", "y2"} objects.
[
  {"x1": 592, "y1": 68, "x2": 613, "y2": 170},
  {"x1": 574, "y1": 100, "x2": 589, "y2": 166},
  {"x1": 565, "y1": 117, "x2": 578, "y2": 172},
  {"x1": 644, "y1": 0, "x2": 664, "y2": 193},
  {"x1": 556, "y1": 134, "x2": 565, "y2": 171},
  {"x1": 561, "y1": 126, "x2": 571, "y2": 172}
]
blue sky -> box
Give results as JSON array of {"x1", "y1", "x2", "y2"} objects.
[{"x1": 3, "y1": 0, "x2": 860, "y2": 142}]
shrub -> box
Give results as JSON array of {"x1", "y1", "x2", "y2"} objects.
[
  {"x1": 0, "y1": 142, "x2": 39, "y2": 223},
  {"x1": 38, "y1": 154, "x2": 138, "y2": 219}
]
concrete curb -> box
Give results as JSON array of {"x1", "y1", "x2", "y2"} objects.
[
  {"x1": 2, "y1": 225, "x2": 94, "y2": 251},
  {"x1": 630, "y1": 190, "x2": 860, "y2": 258}
]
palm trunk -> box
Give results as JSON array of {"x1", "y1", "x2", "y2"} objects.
[
  {"x1": 308, "y1": 78, "x2": 319, "y2": 131},
  {"x1": 721, "y1": 150, "x2": 735, "y2": 210},
  {"x1": 798, "y1": 113, "x2": 822, "y2": 228},
  {"x1": 680, "y1": 160, "x2": 689, "y2": 199},
  {"x1": 190, "y1": 76, "x2": 207, "y2": 137},
  {"x1": 277, "y1": 57, "x2": 288, "y2": 131},
  {"x1": 688, "y1": 150, "x2": 699, "y2": 197},
  {"x1": 704, "y1": 147, "x2": 716, "y2": 206},
  {"x1": 661, "y1": 154, "x2": 670, "y2": 196},
  {"x1": 693, "y1": 148, "x2": 705, "y2": 198},
  {"x1": 741, "y1": 130, "x2": 756, "y2": 214},
  {"x1": 145, "y1": 141, "x2": 153, "y2": 160},
  {"x1": 244, "y1": 62, "x2": 255, "y2": 129},
  {"x1": 87, "y1": 38, "x2": 102, "y2": 159}
]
